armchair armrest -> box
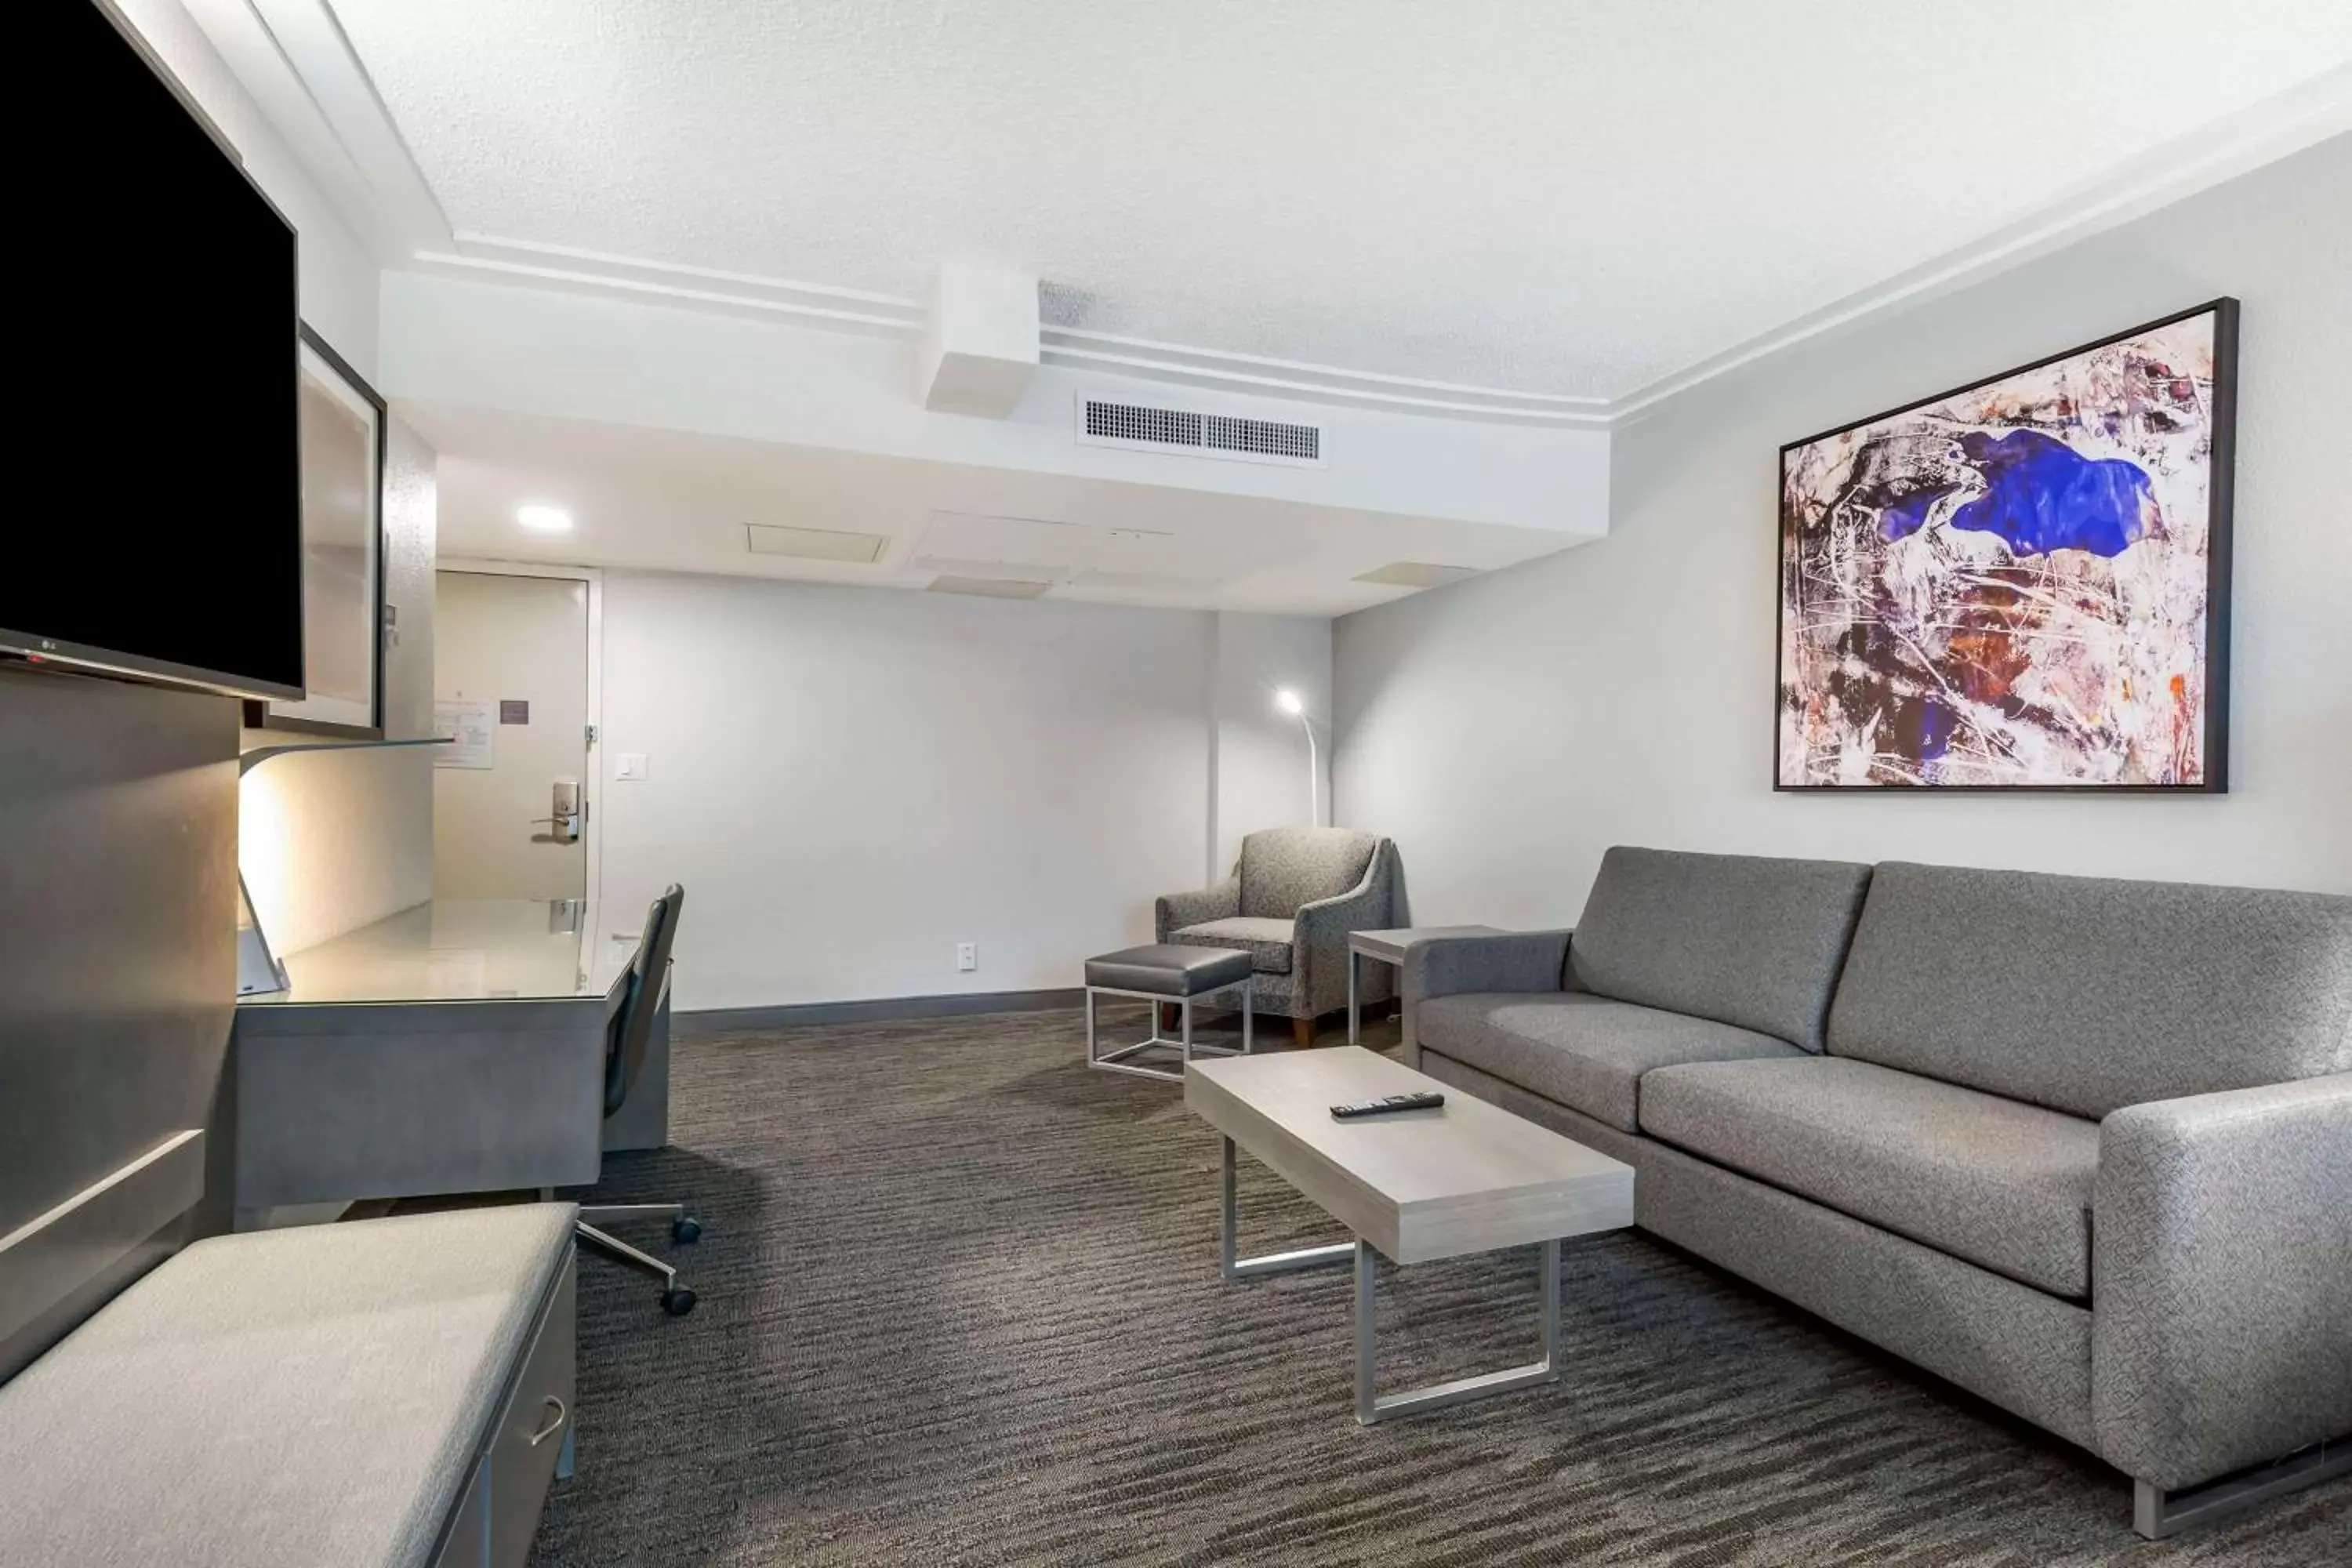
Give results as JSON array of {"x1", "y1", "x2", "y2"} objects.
[
  {"x1": 2092, "y1": 1074, "x2": 2352, "y2": 1490},
  {"x1": 1290, "y1": 848, "x2": 1398, "y2": 1018},
  {"x1": 1155, "y1": 873, "x2": 1240, "y2": 942},
  {"x1": 1399, "y1": 931, "x2": 1571, "y2": 1066}
]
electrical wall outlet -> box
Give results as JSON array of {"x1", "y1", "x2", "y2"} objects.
[{"x1": 956, "y1": 942, "x2": 978, "y2": 972}]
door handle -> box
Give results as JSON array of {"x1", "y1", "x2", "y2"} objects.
[
  {"x1": 535, "y1": 778, "x2": 585, "y2": 844},
  {"x1": 530, "y1": 812, "x2": 582, "y2": 844}
]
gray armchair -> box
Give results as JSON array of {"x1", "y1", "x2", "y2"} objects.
[{"x1": 1156, "y1": 827, "x2": 1399, "y2": 1045}]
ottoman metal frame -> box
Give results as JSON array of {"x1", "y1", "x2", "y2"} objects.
[{"x1": 1086, "y1": 975, "x2": 1254, "y2": 1083}]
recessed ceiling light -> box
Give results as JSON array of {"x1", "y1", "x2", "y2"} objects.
[{"x1": 517, "y1": 504, "x2": 574, "y2": 533}]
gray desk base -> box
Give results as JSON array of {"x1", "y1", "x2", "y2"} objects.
[{"x1": 230, "y1": 987, "x2": 618, "y2": 1212}]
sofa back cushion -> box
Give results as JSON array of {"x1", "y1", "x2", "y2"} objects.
[
  {"x1": 1240, "y1": 827, "x2": 1380, "y2": 920},
  {"x1": 1828, "y1": 862, "x2": 2352, "y2": 1118},
  {"x1": 1566, "y1": 847, "x2": 1873, "y2": 1051}
]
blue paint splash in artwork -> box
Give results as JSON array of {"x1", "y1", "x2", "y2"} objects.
[
  {"x1": 1946, "y1": 430, "x2": 2155, "y2": 557},
  {"x1": 1871, "y1": 429, "x2": 2157, "y2": 557},
  {"x1": 1915, "y1": 699, "x2": 1957, "y2": 762}
]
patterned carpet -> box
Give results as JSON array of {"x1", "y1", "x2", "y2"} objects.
[{"x1": 530, "y1": 1007, "x2": 2347, "y2": 1567}]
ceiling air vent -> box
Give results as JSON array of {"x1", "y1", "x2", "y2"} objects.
[
  {"x1": 1078, "y1": 394, "x2": 1325, "y2": 468},
  {"x1": 1354, "y1": 561, "x2": 1480, "y2": 589},
  {"x1": 926, "y1": 575, "x2": 1053, "y2": 600},
  {"x1": 745, "y1": 524, "x2": 888, "y2": 564}
]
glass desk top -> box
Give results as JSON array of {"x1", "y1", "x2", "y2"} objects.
[{"x1": 239, "y1": 898, "x2": 637, "y2": 1006}]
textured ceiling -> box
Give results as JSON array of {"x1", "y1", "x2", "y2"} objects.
[{"x1": 332, "y1": 1, "x2": 2352, "y2": 397}]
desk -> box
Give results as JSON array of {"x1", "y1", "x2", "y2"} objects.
[{"x1": 231, "y1": 899, "x2": 664, "y2": 1215}]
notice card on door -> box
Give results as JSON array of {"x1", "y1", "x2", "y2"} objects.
[{"x1": 434, "y1": 698, "x2": 495, "y2": 769}]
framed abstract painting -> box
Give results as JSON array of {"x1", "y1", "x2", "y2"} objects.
[{"x1": 1775, "y1": 299, "x2": 2236, "y2": 791}]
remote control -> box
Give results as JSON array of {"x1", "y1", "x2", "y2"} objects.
[{"x1": 1330, "y1": 1091, "x2": 1446, "y2": 1120}]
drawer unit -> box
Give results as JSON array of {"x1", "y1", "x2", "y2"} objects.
[
  {"x1": 490, "y1": 1252, "x2": 579, "y2": 1567},
  {"x1": 430, "y1": 1247, "x2": 578, "y2": 1568}
]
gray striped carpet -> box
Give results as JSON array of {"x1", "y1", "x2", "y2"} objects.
[{"x1": 530, "y1": 1006, "x2": 2347, "y2": 1566}]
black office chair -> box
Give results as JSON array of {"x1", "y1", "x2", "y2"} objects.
[{"x1": 576, "y1": 883, "x2": 702, "y2": 1316}]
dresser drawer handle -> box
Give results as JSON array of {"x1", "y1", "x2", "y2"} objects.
[{"x1": 528, "y1": 1396, "x2": 567, "y2": 1446}]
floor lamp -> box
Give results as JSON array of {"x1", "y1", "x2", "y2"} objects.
[{"x1": 1273, "y1": 688, "x2": 1320, "y2": 828}]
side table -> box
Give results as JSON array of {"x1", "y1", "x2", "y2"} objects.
[{"x1": 1345, "y1": 926, "x2": 1505, "y2": 1046}]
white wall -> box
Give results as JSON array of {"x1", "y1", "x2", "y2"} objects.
[
  {"x1": 597, "y1": 572, "x2": 1227, "y2": 1011},
  {"x1": 1210, "y1": 613, "x2": 1333, "y2": 879},
  {"x1": 1334, "y1": 136, "x2": 2352, "y2": 924}
]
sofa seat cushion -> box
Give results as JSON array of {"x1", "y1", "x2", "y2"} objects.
[
  {"x1": 1173, "y1": 916, "x2": 1294, "y2": 975},
  {"x1": 1415, "y1": 991, "x2": 1804, "y2": 1133},
  {"x1": 1640, "y1": 1057, "x2": 2098, "y2": 1298},
  {"x1": 0, "y1": 1202, "x2": 577, "y2": 1568}
]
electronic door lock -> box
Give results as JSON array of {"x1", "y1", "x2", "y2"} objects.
[{"x1": 531, "y1": 779, "x2": 583, "y2": 845}]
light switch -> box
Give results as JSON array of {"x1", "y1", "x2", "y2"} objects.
[{"x1": 615, "y1": 752, "x2": 649, "y2": 781}]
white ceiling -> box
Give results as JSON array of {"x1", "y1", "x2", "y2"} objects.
[
  {"x1": 331, "y1": 0, "x2": 2352, "y2": 399},
  {"x1": 409, "y1": 403, "x2": 1577, "y2": 615}
]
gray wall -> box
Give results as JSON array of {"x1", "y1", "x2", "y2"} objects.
[
  {"x1": 0, "y1": 668, "x2": 239, "y2": 1374},
  {"x1": 594, "y1": 570, "x2": 1218, "y2": 1011},
  {"x1": 1334, "y1": 135, "x2": 2352, "y2": 924}
]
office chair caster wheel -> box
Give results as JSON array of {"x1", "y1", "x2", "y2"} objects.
[
  {"x1": 661, "y1": 1286, "x2": 696, "y2": 1316},
  {"x1": 672, "y1": 1216, "x2": 702, "y2": 1244}
]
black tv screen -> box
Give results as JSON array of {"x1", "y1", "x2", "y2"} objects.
[{"x1": 1, "y1": 2, "x2": 302, "y2": 699}]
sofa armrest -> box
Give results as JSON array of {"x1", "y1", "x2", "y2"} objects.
[
  {"x1": 1400, "y1": 931, "x2": 1571, "y2": 1067},
  {"x1": 2092, "y1": 1074, "x2": 2352, "y2": 1490},
  {"x1": 1156, "y1": 874, "x2": 1240, "y2": 942}
]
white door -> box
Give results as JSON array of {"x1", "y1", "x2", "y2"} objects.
[{"x1": 433, "y1": 570, "x2": 591, "y2": 900}]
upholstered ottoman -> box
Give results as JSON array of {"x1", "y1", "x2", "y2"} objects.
[{"x1": 1084, "y1": 943, "x2": 1254, "y2": 1081}]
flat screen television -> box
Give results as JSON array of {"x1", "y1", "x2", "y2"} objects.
[{"x1": 0, "y1": 1, "x2": 303, "y2": 700}]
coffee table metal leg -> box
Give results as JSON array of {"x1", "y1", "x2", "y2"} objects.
[
  {"x1": 1355, "y1": 1236, "x2": 1563, "y2": 1425},
  {"x1": 1219, "y1": 1136, "x2": 1355, "y2": 1283}
]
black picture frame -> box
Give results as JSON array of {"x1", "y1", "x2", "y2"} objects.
[
  {"x1": 1773, "y1": 297, "x2": 2237, "y2": 794},
  {"x1": 245, "y1": 323, "x2": 389, "y2": 739}
]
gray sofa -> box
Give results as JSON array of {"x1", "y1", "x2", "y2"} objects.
[
  {"x1": 1403, "y1": 846, "x2": 2352, "y2": 1537},
  {"x1": 1157, "y1": 826, "x2": 1399, "y2": 1045}
]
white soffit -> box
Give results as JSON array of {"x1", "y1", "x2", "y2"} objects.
[
  {"x1": 402, "y1": 403, "x2": 1584, "y2": 615},
  {"x1": 278, "y1": 1, "x2": 2352, "y2": 423}
]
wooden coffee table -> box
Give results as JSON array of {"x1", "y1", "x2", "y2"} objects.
[{"x1": 1185, "y1": 1046, "x2": 1633, "y2": 1423}]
